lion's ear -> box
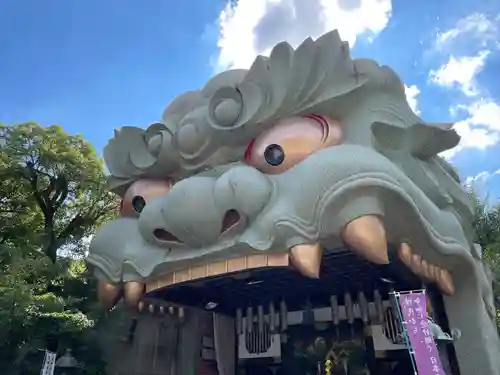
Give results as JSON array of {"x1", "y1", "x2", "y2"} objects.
[
  {"x1": 371, "y1": 121, "x2": 460, "y2": 158},
  {"x1": 408, "y1": 123, "x2": 459, "y2": 159},
  {"x1": 371, "y1": 121, "x2": 407, "y2": 151}
]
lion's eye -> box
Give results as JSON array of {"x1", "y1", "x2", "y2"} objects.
[
  {"x1": 244, "y1": 115, "x2": 343, "y2": 174},
  {"x1": 264, "y1": 144, "x2": 285, "y2": 166},
  {"x1": 120, "y1": 179, "x2": 172, "y2": 217},
  {"x1": 131, "y1": 195, "x2": 147, "y2": 213}
]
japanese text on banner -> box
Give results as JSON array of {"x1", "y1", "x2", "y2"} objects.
[{"x1": 397, "y1": 292, "x2": 444, "y2": 375}]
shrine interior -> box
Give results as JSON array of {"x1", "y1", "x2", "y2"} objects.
[
  {"x1": 147, "y1": 246, "x2": 419, "y2": 315},
  {"x1": 146, "y1": 246, "x2": 459, "y2": 375}
]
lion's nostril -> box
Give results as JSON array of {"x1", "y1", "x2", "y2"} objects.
[
  {"x1": 221, "y1": 209, "x2": 241, "y2": 233},
  {"x1": 153, "y1": 228, "x2": 182, "y2": 243}
]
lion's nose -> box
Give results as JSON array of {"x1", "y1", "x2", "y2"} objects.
[
  {"x1": 221, "y1": 209, "x2": 241, "y2": 233},
  {"x1": 138, "y1": 176, "x2": 228, "y2": 247},
  {"x1": 152, "y1": 228, "x2": 182, "y2": 243},
  {"x1": 214, "y1": 165, "x2": 272, "y2": 218},
  {"x1": 147, "y1": 208, "x2": 242, "y2": 245},
  {"x1": 137, "y1": 166, "x2": 271, "y2": 248}
]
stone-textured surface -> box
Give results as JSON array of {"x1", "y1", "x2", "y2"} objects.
[
  {"x1": 88, "y1": 29, "x2": 500, "y2": 375},
  {"x1": 97, "y1": 304, "x2": 203, "y2": 375}
]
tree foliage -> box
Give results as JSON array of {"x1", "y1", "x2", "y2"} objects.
[
  {"x1": 468, "y1": 189, "x2": 500, "y2": 326},
  {"x1": 1, "y1": 122, "x2": 117, "y2": 261},
  {"x1": 0, "y1": 122, "x2": 118, "y2": 375}
]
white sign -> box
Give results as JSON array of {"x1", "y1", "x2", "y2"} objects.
[{"x1": 40, "y1": 350, "x2": 57, "y2": 375}]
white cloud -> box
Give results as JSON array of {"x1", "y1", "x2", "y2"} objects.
[
  {"x1": 435, "y1": 13, "x2": 499, "y2": 49},
  {"x1": 429, "y1": 51, "x2": 490, "y2": 96},
  {"x1": 440, "y1": 100, "x2": 500, "y2": 159},
  {"x1": 429, "y1": 13, "x2": 498, "y2": 99},
  {"x1": 465, "y1": 100, "x2": 500, "y2": 132},
  {"x1": 215, "y1": 0, "x2": 392, "y2": 70},
  {"x1": 404, "y1": 84, "x2": 421, "y2": 115},
  {"x1": 464, "y1": 169, "x2": 500, "y2": 203},
  {"x1": 431, "y1": 13, "x2": 500, "y2": 158},
  {"x1": 465, "y1": 169, "x2": 500, "y2": 186}
]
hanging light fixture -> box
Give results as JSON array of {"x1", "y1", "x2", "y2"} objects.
[
  {"x1": 428, "y1": 318, "x2": 453, "y2": 342},
  {"x1": 54, "y1": 349, "x2": 81, "y2": 375}
]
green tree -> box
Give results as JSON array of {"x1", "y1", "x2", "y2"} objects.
[
  {"x1": 468, "y1": 188, "x2": 500, "y2": 328},
  {"x1": 0, "y1": 122, "x2": 118, "y2": 374},
  {"x1": 1, "y1": 122, "x2": 117, "y2": 261}
]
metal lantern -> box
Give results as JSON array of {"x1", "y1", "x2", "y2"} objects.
[{"x1": 54, "y1": 349, "x2": 81, "y2": 375}]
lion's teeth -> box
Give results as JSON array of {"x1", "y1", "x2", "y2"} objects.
[
  {"x1": 97, "y1": 281, "x2": 122, "y2": 310},
  {"x1": 342, "y1": 215, "x2": 389, "y2": 264},
  {"x1": 289, "y1": 243, "x2": 323, "y2": 278},
  {"x1": 397, "y1": 243, "x2": 412, "y2": 266},
  {"x1": 397, "y1": 243, "x2": 454, "y2": 295},
  {"x1": 428, "y1": 264, "x2": 440, "y2": 280},
  {"x1": 437, "y1": 268, "x2": 455, "y2": 296},
  {"x1": 124, "y1": 281, "x2": 145, "y2": 308},
  {"x1": 420, "y1": 260, "x2": 434, "y2": 280},
  {"x1": 409, "y1": 254, "x2": 424, "y2": 276}
]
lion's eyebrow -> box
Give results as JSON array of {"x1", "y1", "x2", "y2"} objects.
[{"x1": 244, "y1": 139, "x2": 256, "y2": 161}]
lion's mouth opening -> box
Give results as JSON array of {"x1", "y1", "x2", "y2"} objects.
[
  {"x1": 144, "y1": 246, "x2": 439, "y2": 316},
  {"x1": 142, "y1": 215, "x2": 455, "y2": 315},
  {"x1": 99, "y1": 215, "x2": 455, "y2": 316}
]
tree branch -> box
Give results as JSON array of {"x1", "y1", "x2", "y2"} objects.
[
  {"x1": 23, "y1": 162, "x2": 52, "y2": 219},
  {"x1": 22, "y1": 162, "x2": 59, "y2": 262},
  {"x1": 52, "y1": 175, "x2": 68, "y2": 210},
  {"x1": 56, "y1": 214, "x2": 84, "y2": 245}
]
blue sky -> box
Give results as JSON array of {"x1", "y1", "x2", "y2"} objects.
[{"x1": 1, "y1": 0, "x2": 500, "y2": 201}]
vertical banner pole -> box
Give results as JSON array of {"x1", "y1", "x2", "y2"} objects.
[{"x1": 392, "y1": 291, "x2": 419, "y2": 375}]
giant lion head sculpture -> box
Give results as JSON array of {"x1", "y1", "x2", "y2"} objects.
[{"x1": 88, "y1": 30, "x2": 500, "y2": 375}]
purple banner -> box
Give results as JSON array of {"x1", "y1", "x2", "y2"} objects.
[{"x1": 396, "y1": 291, "x2": 444, "y2": 375}]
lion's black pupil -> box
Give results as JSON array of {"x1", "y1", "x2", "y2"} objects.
[
  {"x1": 264, "y1": 144, "x2": 285, "y2": 166},
  {"x1": 132, "y1": 196, "x2": 146, "y2": 213}
]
